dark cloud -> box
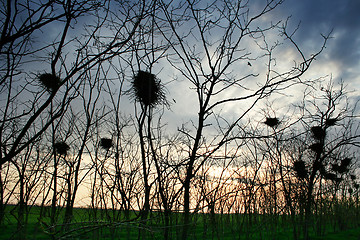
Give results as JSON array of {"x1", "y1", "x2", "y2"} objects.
[
  {"x1": 281, "y1": 0, "x2": 360, "y2": 67},
  {"x1": 264, "y1": 0, "x2": 359, "y2": 97}
]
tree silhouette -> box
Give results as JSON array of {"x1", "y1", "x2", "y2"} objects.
[
  {"x1": 129, "y1": 69, "x2": 168, "y2": 238},
  {"x1": 1, "y1": 0, "x2": 359, "y2": 239},
  {"x1": 157, "y1": 1, "x2": 329, "y2": 238},
  {"x1": 0, "y1": 0, "x2": 144, "y2": 167},
  {"x1": 289, "y1": 81, "x2": 360, "y2": 240}
]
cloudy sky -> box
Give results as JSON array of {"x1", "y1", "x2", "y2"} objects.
[
  {"x1": 8, "y1": 0, "x2": 359, "y2": 133},
  {"x1": 159, "y1": 0, "x2": 360, "y2": 130},
  {"x1": 278, "y1": 0, "x2": 359, "y2": 90}
]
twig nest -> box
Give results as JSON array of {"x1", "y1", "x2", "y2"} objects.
[
  {"x1": 322, "y1": 172, "x2": 337, "y2": 181},
  {"x1": 293, "y1": 160, "x2": 308, "y2": 179},
  {"x1": 309, "y1": 142, "x2": 323, "y2": 154},
  {"x1": 332, "y1": 158, "x2": 351, "y2": 174},
  {"x1": 341, "y1": 157, "x2": 351, "y2": 167},
  {"x1": 264, "y1": 117, "x2": 279, "y2": 127},
  {"x1": 320, "y1": 168, "x2": 342, "y2": 182},
  {"x1": 39, "y1": 73, "x2": 61, "y2": 92},
  {"x1": 335, "y1": 177, "x2": 342, "y2": 182},
  {"x1": 311, "y1": 126, "x2": 325, "y2": 140},
  {"x1": 100, "y1": 138, "x2": 113, "y2": 150},
  {"x1": 131, "y1": 70, "x2": 166, "y2": 107},
  {"x1": 325, "y1": 118, "x2": 337, "y2": 126},
  {"x1": 337, "y1": 158, "x2": 351, "y2": 173},
  {"x1": 54, "y1": 141, "x2": 70, "y2": 156},
  {"x1": 331, "y1": 163, "x2": 340, "y2": 172}
]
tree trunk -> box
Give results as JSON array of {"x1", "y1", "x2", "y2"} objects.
[
  {"x1": 182, "y1": 174, "x2": 191, "y2": 240},
  {"x1": 182, "y1": 108, "x2": 205, "y2": 240},
  {"x1": 18, "y1": 173, "x2": 25, "y2": 240},
  {"x1": 50, "y1": 155, "x2": 58, "y2": 237},
  {"x1": 0, "y1": 166, "x2": 4, "y2": 226},
  {"x1": 63, "y1": 166, "x2": 73, "y2": 231},
  {"x1": 138, "y1": 110, "x2": 150, "y2": 239}
]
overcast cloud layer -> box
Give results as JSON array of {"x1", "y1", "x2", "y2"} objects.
[
  {"x1": 279, "y1": 0, "x2": 360, "y2": 88},
  {"x1": 11, "y1": 0, "x2": 358, "y2": 130},
  {"x1": 147, "y1": 0, "x2": 360, "y2": 131},
  {"x1": 168, "y1": 0, "x2": 360, "y2": 122}
]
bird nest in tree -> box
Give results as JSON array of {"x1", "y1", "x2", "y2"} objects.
[
  {"x1": 309, "y1": 142, "x2": 323, "y2": 154},
  {"x1": 264, "y1": 117, "x2": 279, "y2": 127},
  {"x1": 39, "y1": 73, "x2": 61, "y2": 92},
  {"x1": 54, "y1": 141, "x2": 70, "y2": 156},
  {"x1": 341, "y1": 157, "x2": 351, "y2": 167},
  {"x1": 130, "y1": 70, "x2": 166, "y2": 107},
  {"x1": 100, "y1": 138, "x2": 113, "y2": 150},
  {"x1": 332, "y1": 157, "x2": 351, "y2": 174},
  {"x1": 322, "y1": 172, "x2": 338, "y2": 181},
  {"x1": 325, "y1": 118, "x2": 337, "y2": 126},
  {"x1": 293, "y1": 160, "x2": 308, "y2": 179},
  {"x1": 313, "y1": 161, "x2": 323, "y2": 171},
  {"x1": 311, "y1": 126, "x2": 325, "y2": 140}
]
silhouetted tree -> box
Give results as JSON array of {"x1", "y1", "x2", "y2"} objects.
[
  {"x1": 157, "y1": 0, "x2": 329, "y2": 238},
  {"x1": 129, "y1": 69, "x2": 168, "y2": 239},
  {"x1": 0, "y1": 0, "x2": 146, "y2": 233},
  {"x1": 0, "y1": 0, "x2": 144, "y2": 167},
  {"x1": 286, "y1": 81, "x2": 360, "y2": 239}
]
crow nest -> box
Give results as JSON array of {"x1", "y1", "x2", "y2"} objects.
[
  {"x1": 38, "y1": 73, "x2": 61, "y2": 92},
  {"x1": 309, "y1": 142, "x2": 324, "y2": 154},
  {"x1": 311, "y1": 126, "x2": 326, "y2": 140},
  {"x1": 54, "y1": 141, "x2": 70, "y2": 156},
  {"x1": 322, "y1": 172, "x2": 339, "y2": 181},
  {"x1": 100, "y1": 138, "x2": 113, "y2": 150},
  {"x1": 130, "y1": 70, "x2": 167, "y2": 108},
  {"x1": 332, "y1": 157, "x2": 351, "y2": 174},
  {"x1": 264, "y1": 117, "x2": 280, "y2": 128},
  {"x1": 325, "y1": 118, "x2": 337, "y2": 127},
  {"x1": 293, "y1": 160, "x2": 308, "y2": 179}
]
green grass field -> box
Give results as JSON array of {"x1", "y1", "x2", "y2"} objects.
[{"x1": 1, "y1": 205, "x2": 359, "y2": 240}]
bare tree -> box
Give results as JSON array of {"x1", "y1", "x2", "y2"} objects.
[
  {"x1": 253, "y1": 80, "x2": 359, "y2": 239},
  {"x1": 290, "y1": 81, "x2": 359, "y2": 239},
  {"x1": 0, "y1": 0, "x2": 149, "y2": 237},
  {"x1": 7, "y1": 138, "x2": 49, "y2": 239},
  {"x1": 2, "y1": 1, "x2": 358, "y2": 239},
  {"x1": 156, "y1": 0, "x2": 329, "y2": 238},
  {"x1": 0, "y1": 0, "x2": 145, "y2": 167}
]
